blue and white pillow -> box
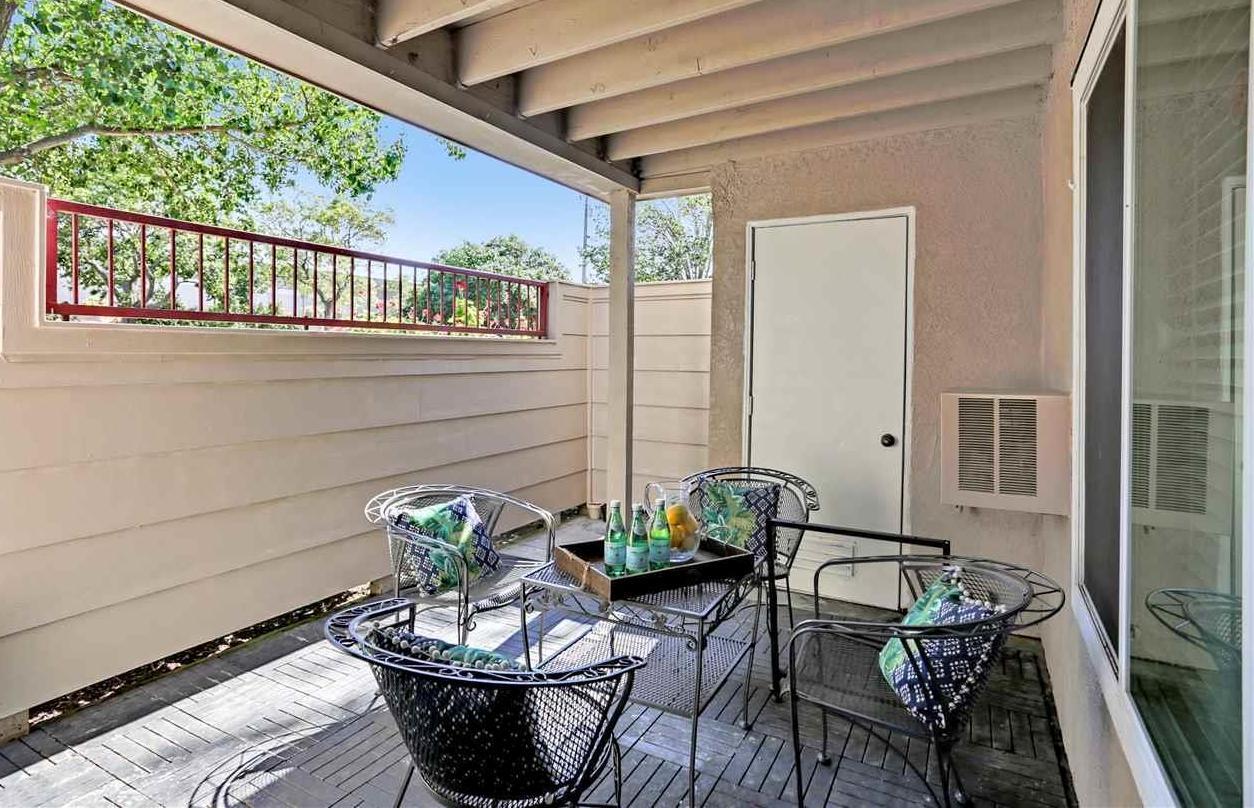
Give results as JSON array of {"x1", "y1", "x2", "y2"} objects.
[{"x1": 879, "y1": 568, "x2": 1006, "y2": 731}]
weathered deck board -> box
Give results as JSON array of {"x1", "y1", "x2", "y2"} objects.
[{"x1": 0, "y1": 518, "x2": 1074, "y2": 807}]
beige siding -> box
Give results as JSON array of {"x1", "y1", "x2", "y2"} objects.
[
  {"x1": 0, "y1": 180, "x2": 595, "y2": 715},
  {"x1": 587, "y1": 280, "x2": 712, "y2": 504}
]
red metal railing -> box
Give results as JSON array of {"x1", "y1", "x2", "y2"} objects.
[{"x1": 45, "y1": 198, "x2": 549, "y2": 338}]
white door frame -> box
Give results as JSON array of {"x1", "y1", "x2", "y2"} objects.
[{"x1": 742, "y1": 208, "x2": 916, "y2": 533}]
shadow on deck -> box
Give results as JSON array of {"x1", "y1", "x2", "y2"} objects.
[{"x1": 0, "y1": 518, "x2": 1075, "y2": 808}]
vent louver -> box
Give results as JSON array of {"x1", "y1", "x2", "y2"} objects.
[
  {"x1": 942, "y1": 392, "x2": 1069, "y2": 515},
  {"x1": 999, "y1": 398, "x2": 1038, "y2": 496},
  {"x1": 957, "y1": 397, "x2": 995, "y2": 493}
]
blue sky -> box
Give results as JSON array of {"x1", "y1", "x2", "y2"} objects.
[{"x1": 354, "y1": 119, "x2": 601, "y2": 280}]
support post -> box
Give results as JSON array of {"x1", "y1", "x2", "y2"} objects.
[{"x1": 606, "y1": 189, "x2": 636, "y2": 507}]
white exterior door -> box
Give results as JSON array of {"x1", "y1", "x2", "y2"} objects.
[{"x1": 747, "y1": 212, "x2": 911, "y2": 604}]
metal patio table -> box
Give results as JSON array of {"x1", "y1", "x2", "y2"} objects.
[{"x1": 518, "y1": 561, "x2": 767, "y2": 808}]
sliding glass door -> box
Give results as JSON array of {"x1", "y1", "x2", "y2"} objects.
[
  {"x1": 1077, "y1": 1, "x2": 1250, "y2": 803},
  {"x1": 1128, "y1": 1, "x2": 1248, "y2": 803}
]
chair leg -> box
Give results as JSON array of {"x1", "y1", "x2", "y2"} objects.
[
  {"x1": 783, "y1": 576, "x2": 796, "y2": 633},
  {"x1": 392, "y1": 762, "x2": 415, "y2": 808},
  {"x1": 819, "y1": 713, "x2": 832, "y2": 766},
  {"x1": 740, "y1": 583, "x2": 763, "y2": 730},
  {"x1": 612, "y1": 735, "x2": 624, "y2": 808},
  {"x1": 789, "y1": 682, "x2": 805, "y2": 806},
  {"x1": 938, "y1": 742, "x2": 970, "y2": 806}
]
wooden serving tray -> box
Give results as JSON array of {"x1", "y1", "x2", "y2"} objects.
[{"x1": 553, "y1": 537, "x2": 754, "y2": 601}]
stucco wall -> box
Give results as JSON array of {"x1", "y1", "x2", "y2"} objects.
[
  {"x1": 708, "y1": 114, "x2": 1051, "y2": 570},
  {"x1": 588, "y1": 279, "x2": 711, "y2": 504},
  {"x1": 706, "y1": 36, "x2": 1142, "y2": 803}
]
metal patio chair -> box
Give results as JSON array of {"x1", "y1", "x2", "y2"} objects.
[
  {"x1": 672, "y1": 466, "x2": 820, "y2": 630},
  {"x1": 326, "y1": 598, "x2": 643, "y2": 808},
  {"x1": 786, "y1": 555, "x2": 1063, "y2": 807},
  {"x1": 365, "y1": 484, "x2": 555, "y2": 644}
]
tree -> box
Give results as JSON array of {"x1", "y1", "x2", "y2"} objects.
[
  {"x1": 254, "y1": 194, "x2": 394, "y2": 318},
  {"x1": 432, "y1": 235, "x2": 570, "y2": 281},
  {"x1": 402, "y1": 235, "x2": 568, "y2": 330},
  {"x1": 0, "y1": 0, "x2": 411, "y2": 224},
  {"x1": 581, "y1": 194, "x2": 713, "y2": 283}
]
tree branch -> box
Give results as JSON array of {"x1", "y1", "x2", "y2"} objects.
[
  {"x1": 0, "y1": 3, "x2": 17, "y2": 53},
  {"x1": 0, "y1": 122, "x2": 239, "y2": 166}
]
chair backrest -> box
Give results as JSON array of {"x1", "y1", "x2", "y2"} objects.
[
  {"x1": 326, "y1": 599, "x2": 643, "y2": 807},
  {"x1": 679, "y1": 466, "x2": 818, "y2": 567},
  {"x1": 365, "y1": 485, "x2": 556, "y2": 589}
]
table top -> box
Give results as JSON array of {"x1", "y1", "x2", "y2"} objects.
[{"x1": 522, "y1": 561, "x2": 752, "y2": 622}]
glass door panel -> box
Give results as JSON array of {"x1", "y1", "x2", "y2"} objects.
[{"x1": 1129, "y1": 1, "x2": 1248, "y2": 803}]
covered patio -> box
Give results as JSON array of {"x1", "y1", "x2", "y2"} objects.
[
  {"x1": 1, "y1": 0, "x2": 1248, "y2": 806},
  {"x1": 0, "y1": 520, "x2": 1072, "y2": 808}
]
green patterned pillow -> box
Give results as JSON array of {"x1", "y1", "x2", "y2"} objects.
[
  {"x1": 697, "y1": 480, "x2": 778, "y2": 561},
  {"x1": 392, "y1": 496, "x2": 501, "y2": 595},
  {"x1": 877, "y1": 576, "x2": 963, "y2": 676}
]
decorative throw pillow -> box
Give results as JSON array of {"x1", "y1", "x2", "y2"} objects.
[
  {"x1": 697, "y1": 480, "x2": 779, "y2": 561},
  {"x1": 878, "y1": 567, "x2": 1006, "y2": 731},
  {"x1": 391, "y1": 495, "x2": 500, "y2": 596},
  {"x1": 368, "y1": 625, "x2": 521, "y2": 671}
]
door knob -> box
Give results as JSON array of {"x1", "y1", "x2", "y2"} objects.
[{"x1": 880, "y1": 433, "x2": 897, "y2": 447}]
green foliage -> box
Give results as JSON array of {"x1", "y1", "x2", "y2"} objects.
[
  {"x1": 581, "y1": 194, "x2": 713, "y2": 283},
  {"x1": 254, "y1": 194, "x2": 394, "y2": 317},
  {"x1": 0, "y1": 0, "x2": 406, "y2": 223},
  {"x1": 432, "y1": 234, "x2": 569, "y2": 281}
]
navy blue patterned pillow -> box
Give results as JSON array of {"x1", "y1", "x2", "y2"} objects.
[{"x1": 881, "y1": 573, "x2": 1005, "y2": 731}]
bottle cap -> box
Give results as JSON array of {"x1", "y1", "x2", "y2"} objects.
[
  {"x1": 609, "y1": 499, "x2": 621, "y2": 508},
  {"x1": 632, "y1": 502, "x2": 643, "y2": 511},
  {"x1": 653, "y1": 497, "x2": 666, "y2": 509}
]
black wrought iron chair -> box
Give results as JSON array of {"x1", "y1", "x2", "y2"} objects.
[
  {"x1": 668, "y1": 466, "x2": 820, "y2": 629},
  {"x1": 786, "y1": 555, "x2": 1064, "y2": 807},
  {"x1": 365, "y1": 484, "x2": 555, "y2": 644},
  {"x1": 326, "y1": 598, "x2": 644, "y2": 808}
]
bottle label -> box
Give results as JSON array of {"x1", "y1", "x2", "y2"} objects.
[
  {"x1": 604, "y1": 542, "x2": 626, "y2": 570},
  {"x1": 625, "y1": 544, "x2": 649, "y2": 573},
  {"x1": 649, "y1": 539, "x2": 669, "y2": 567}
]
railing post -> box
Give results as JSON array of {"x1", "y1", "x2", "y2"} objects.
[{"x1": 44, "y1": 203, "x2": 59, "y2": 317}]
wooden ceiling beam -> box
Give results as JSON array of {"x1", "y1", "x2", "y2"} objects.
[
  {"x1": 376, "y1": 0, "x2": 519, "y2": 47},
  {"x1": 608, "y1": 46, "x2": 1052, "y2": 159},
  {"x1": 456, "y1": 0, "x2": 759, "y2": 87},
  {"x1": 566, "y1": 0, "x2": 1059, "y2": 141},
  {"x1": 639, "y1": 85, "x2": 1044, "y2": 178},
  {"x1": 516, "y1": 0, "x2": 1025, "y2": 116}
]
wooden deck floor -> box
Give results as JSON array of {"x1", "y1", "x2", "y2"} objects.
[{"x1": 0, "y1": 519, "x2": 1075, "y2": 807}]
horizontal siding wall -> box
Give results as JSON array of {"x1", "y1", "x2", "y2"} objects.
[
  {"x1": 0, "y1": 181, "x2": 594, "y2": 717},
  {"x1": 588, "y1": 280, "x2": 712, "y2": 504}
]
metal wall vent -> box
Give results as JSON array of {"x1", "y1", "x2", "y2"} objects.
[
  {"x1": 942, "y1": 392, "x2": 1069, "y2": 516},
  {"x1": 1130, "y1": 403, "x2": 1152, "y2": 509}
]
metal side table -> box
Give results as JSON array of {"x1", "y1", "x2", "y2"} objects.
[{"x1": 518, "y1": 562, "x2": 762, "y2": 808}]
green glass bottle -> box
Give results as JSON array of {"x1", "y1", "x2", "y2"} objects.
[
  {"x1": 649, "y1": 498, "x2": 671, "y2": 570},
  {"x1": 604, "y1": 500, "x2": 627, "y2": 577},
  {"x1": 625, "y1": 503, "x2": 650, "y2": 575}
]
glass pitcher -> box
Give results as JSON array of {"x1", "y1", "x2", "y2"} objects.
[{"x1": 645, "y1": 480, "x2": 702, "y2": 563}]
